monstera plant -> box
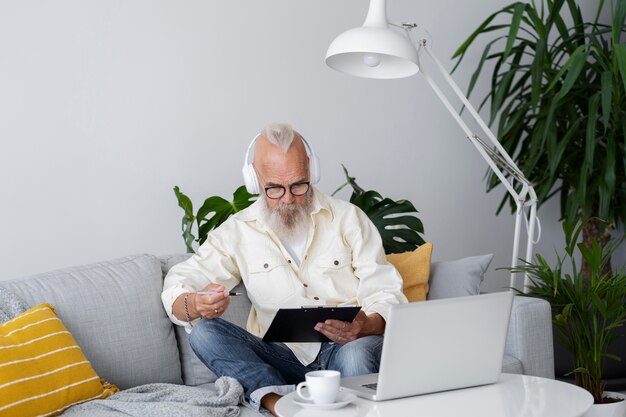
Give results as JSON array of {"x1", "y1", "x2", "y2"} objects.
[
  {"x1": 331, "y1": 165, "x2": 425, "y2": 254},
  {"x1": 173, "y1": 185, "x2": 257, "y2": 253},
  {"x1": 174, "y1": 166, "x2": 425, "y2": 254}
]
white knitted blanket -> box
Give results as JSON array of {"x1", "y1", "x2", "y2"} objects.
[
  {"x1": 0, "y1": 286, "x2": 29, "y2": 323},
  {"x1": 63, "y1": 377, "x2": 246, "y2": 417}
]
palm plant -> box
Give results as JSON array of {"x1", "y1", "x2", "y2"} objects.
[
  {"x1": 453, "y1": 0, "x2": 626, "y2": 255},
  {"x1": 510, "y1": 219, "x2": 626, "y2": 403}
]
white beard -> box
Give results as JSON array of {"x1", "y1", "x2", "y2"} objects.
[{"x1": 259, "y1": 189, "x2": 313, "y2": 243}]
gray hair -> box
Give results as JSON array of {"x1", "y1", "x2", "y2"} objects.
[{"x1": 260, "y1": 123, "x2": 297, "y2": 153}]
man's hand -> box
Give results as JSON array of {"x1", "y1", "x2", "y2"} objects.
[
  {"x1": 192, "y1": 284, "x2": 231, "y2": 320},
  {"x1": 314, "y1": 311, "x2": 385, "y2": 344}
]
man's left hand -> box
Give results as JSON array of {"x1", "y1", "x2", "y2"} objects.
[{"x1": 314, "y1": 310, "x2": 384, "y2": 344}]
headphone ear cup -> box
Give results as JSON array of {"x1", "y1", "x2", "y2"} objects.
[
  {"x1": 309, "y1": 151, "x2": 320, "y2": 184},
  {"x1": 300, "y1": 136, "x2": 320, "y2": 184},
  {"x1": 242, "y1": 163, "x2": 259, "y2": 194}
]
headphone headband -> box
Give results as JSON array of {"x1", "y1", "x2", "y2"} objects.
[{"x1": 242, "y1": 131, "x2": 321, "y2": 194}]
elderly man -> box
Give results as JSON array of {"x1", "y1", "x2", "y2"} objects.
[{"x1": 161, "y1": 124, "x2": 406, "y2": 416}]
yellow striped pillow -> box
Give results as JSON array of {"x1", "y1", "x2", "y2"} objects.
[{"x1": 0, "y1": 303, "x2": 118, "y2": 417}]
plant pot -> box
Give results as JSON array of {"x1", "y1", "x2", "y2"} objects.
[{"x1": 583, "y1": 391, "x2": 626, "y2": 417}]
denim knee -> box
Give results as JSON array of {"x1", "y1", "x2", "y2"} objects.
[
  {"x1": 330, "y1": 336, "x2": 383, "y2": 377},
  {"x1": 190, "y1": 319, "x2": 217, "y2": 347},
  {"x1": 187, "y1": 318, "x2": 294, "y2": 398},
  {"x1": 188, "y1": 319, "x2": 233, "y2": 363}
]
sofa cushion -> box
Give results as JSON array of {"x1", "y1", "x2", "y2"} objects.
[
  {"x1": 386, "y1": 243, "x2": 433, "y2": 302},
  {"x1": 173, "y1": 325, "x2": 217, "y2": 386},
  {"x1": 427, "y1": 254, "x2": 494, "y2": 299},
  {"x1": 1, "y1": 254, "x2": 182, "y2": 389},
  {"x1": 161, "y1": 254, "x2": 252, "y2": 386},
  {"x1": 502, "y1": 354, "x2": 523, "y2": 374},
  {"x1": 0, "y1": 304, "x2": 118, "y2": 417},
  {"x1": 160, "y1": 255, "x2": 216, "y2": 386}
]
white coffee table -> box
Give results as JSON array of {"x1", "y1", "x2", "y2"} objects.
[{"x1": 275, "y1": 373, "x2": 593, "y2": 417}]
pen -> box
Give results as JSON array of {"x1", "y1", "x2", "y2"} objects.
[{"x1": 195, "y1": 291, "x2": 243, "y2": 296}]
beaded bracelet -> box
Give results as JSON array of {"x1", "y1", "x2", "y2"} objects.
[{"x1": 184, "y1": 293, "x2": 193, "y2": 327}]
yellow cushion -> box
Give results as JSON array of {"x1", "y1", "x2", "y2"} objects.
[
  {"x1": 386, "y1": 243, "x2": 433, "y2": 302},
  {"x1": 0, "y1": 303, "x2": 118, "y2": 417}
]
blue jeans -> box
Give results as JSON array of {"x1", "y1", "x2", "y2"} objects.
[{"x1": 189, "y1": 319, "x2": 383, "y2": 410}]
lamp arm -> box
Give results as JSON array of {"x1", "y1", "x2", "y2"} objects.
[
  {"x1": 412, "y1": 38, "x2": 538, "y2": 291},
  {"x1": 422, "y1": 44, "x2": 532, "y2": 187}
]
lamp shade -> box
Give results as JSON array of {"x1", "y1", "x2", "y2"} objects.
[{"x1": 325, "y1": 0, "x2": 419, "y2": 79}]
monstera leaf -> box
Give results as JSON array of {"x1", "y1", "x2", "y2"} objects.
[
  {"x1": 196, "y1": 186, "x2": 257, "y2": 246},
  {"x1": 333, "y1": 166, "x2": 425, "y2": 254},
  {"x1": 174, "y1": 186, "x2": 196, "y2": 253},
  {"x1": 173, "y1": 185, "x2": 257, "y2": 253}
]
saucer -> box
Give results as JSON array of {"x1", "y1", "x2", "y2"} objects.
[{"x1": 293, "y1": 392, "x2": 357, "y2": 410}]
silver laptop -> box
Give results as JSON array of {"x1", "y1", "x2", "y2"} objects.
[{"x1": 341, "y1": 291, "x2": 514, "y2": 401}]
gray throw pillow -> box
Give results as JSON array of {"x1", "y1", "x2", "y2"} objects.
[{"x1": 427, "y1": 254, "x2": 494, "y2": 299}]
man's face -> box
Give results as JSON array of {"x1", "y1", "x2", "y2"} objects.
[
  {"x1": 254, "y1": 136, "x2": 312, "y2": 231},
  {"x1": 254, "y1": 136, "x2": 310, "y2": 210}
]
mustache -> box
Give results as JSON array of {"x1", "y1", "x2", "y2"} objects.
[
  {"x1": 260, "y1": 191, "x2": 313, "y2": 233},
  {"x1": 274, "y1": 203, "x2": 303, "y2": 228},
  {"x1": 274, "y1": 203, "x2": 300, "y2": 213}
]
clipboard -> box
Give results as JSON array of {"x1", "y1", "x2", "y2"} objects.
[{"x1": 262, "y1": 306, "x2": 361, "y2": 343}]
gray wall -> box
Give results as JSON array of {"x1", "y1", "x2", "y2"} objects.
[{"x1": 1, "y1": 0, "x2": 619, "y2": 289}]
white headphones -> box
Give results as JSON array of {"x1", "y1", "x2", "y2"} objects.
[{"x1": 242, "y1": 131, "x2": 321, "y2": 195}]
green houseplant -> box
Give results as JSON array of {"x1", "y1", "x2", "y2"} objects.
[
  {"x1": 174, "y1": 166, "x2": 425, "y2": 254},
  {"x1": 173, "y1": 185, "x2": 257, "y2": 253},
  {"x1": 453, "y1": 0, "x2": 626, "y2": 256},
  {"x1": 510, "y1": 218, "x2": 626, "y2": 404},
  {"x1": 331, "y1": 165, "x2": 425, "y2": 254}
]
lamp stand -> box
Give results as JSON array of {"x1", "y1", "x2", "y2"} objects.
[
  {"x1": 407, "y1": 27, "x2": 539, "y2": 291},
  {"x1": 325, "y1": 0, "x2": 540, "y2": 291}
]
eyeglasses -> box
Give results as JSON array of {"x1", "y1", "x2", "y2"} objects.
[{"x1": 264, "y1": 181, "x2": 310, "y2": 199}]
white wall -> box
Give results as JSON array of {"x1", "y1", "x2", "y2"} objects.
[{"x1": 1, "y1": 0, "x2": 618, "y2": 289}]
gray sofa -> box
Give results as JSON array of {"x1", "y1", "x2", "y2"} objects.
[{"x1": 0, "y1": 253, "x2": 554, "y2": 414}]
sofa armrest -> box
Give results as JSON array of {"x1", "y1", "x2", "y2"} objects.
[{"x1": 504, "y1": 295, "x2": 554, "y2": 378}]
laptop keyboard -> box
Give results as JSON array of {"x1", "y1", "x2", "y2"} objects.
[{"x1": 362, "y1": 383, "x2": 378, "y2": 390}]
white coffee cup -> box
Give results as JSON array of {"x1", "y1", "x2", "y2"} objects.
[{"x1": 296, "y1": 370, "x2": 341, "y2": 404}]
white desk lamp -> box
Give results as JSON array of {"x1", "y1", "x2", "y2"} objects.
[{"x1": 325, "y1": 0, "x2": 539, "y2": 291}]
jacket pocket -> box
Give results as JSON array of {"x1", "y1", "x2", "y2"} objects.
[
  {"x1": 246, "y1": 257, "x2": 297, "y2": 305},
  {"x1": 313, "y1": 251, "x2": 358, "y2": 297}
]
